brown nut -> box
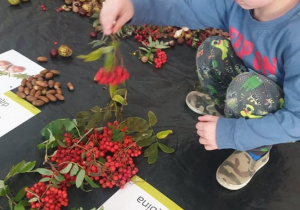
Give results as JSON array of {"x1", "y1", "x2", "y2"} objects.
[
  {"x1": 16, "y1": 91, "x2": 26, "y2": 98},
  {"x1": 26, "y1": 95, "x2": 37, "y2": 102},
  {"x1": 45, "y1": 72, "x2": 54, "y2": 79},
  {"x1": 55, "y1": 94, "x2": 65, "y2": 101},
  {"x1": 34, "y1": 73, "x2": 44, "y2": 78},
  {"x1": 37, "y1": 76, "x2": 44, "y2": 81},
  {"x1": 38, "y1": 96, "x2": 49, "y2": 103},
  {"x1": 46, "y1": 89, "x2": 56, "y2": 95},
  {"x1": 33, "y1": 85, "x2": 43, "y2": 91},
  {"x1": 27, "y1": 76, "x2": 34, "y2": 82},
  {"x1": 32, "y1": 100, "x2": 45, "y2": 107},
  {"x1": 54, "y1": 81, "x2": 61, "y2": 89},
  {"x1": 46, "y1": 94, "x2": 57, "y2": 102},
  {"x1": 48, "y1": 80, "x2": 54, "y2": 88},
  {"x1": 21, "y1": 78, "x2": 27, "y2": 86},
  {"x1": 37, "y1": 56, "x2": 48, "y2": 62},
  {"x1": 56, "y1": 88, "x2": 63, "y2": 95},
  {"x1": 31, "y1": 78, "x2": 37, "y2": 85},
  {"x1": 67, "y1": 82, "x2": 74, "y2": 90},
  {"x1": 36, "y1": 81, "x2": 48, "y2": 88},
  {"x1": 26, "y1": 81, "x2": 33, "y2": 89},
  {"x1": 18, "y1": 86, "x2": 24, "y2": 92},
  {"x1": 40, "y1": 69, "x2": 48, "y2": 75},
  {"x1": 34, "y1": 90, "x2": 42, "y2": 98},
  {"x1": 24, "y1": 87, "x2": 30, "y2": 95},
  {"x1": 29, "y1": 89, "x2": 36, "y2": 96},
  {"x1": 50, "y1": 69, "x2": 60, "y2": 75}
]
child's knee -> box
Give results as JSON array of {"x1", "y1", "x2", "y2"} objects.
[{"x1": 224, "y1": 72, "x2": 284, "y2": 118}]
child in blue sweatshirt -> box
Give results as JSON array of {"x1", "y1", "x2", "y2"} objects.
[{"x1": 100, "y1": 0, "x2": 300, "y2": 190}]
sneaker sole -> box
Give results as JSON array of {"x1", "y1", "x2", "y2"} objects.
[
  {"x1": 216, "y1": 155, "x2": 270, "y2": 190},
  {"x1": 185, "y1": 91, "x2": 220, "y2": 116}
]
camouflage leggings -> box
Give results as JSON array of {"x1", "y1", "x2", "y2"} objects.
[{"x1": 196, "y1": 36, "x2": 284, "y2": 155}]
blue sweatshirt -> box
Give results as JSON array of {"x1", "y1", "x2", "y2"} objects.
[{"x1": 130, "y1": 0, "x2": 300, "y2": 151}]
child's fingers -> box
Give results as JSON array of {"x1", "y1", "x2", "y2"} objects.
[{"x1": 198, "y1": 115, "x2": 219, "y2": 122}]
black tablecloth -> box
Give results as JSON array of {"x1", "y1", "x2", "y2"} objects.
[{"x1": 1, "y1": 1, "x2": 300, "y2": 210}]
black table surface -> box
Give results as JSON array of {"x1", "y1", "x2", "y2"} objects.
[{"x1": 1, "y1": 1, "x2": 300, "y2": 210}]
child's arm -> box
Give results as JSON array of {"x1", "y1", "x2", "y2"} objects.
[{"x1": 101, "y1": 0, "x2": 234, "y2": 35}]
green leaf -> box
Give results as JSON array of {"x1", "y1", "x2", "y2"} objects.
[
  {"x1": 144, "y1": 143, "x2": 158, "y2": 164},
  {"x1": 60, "y1": 163, "x2": 73, "y2": 174},
  {"x1": 28, "y1": 197, "x2": 38, "y2": 203},
  {"x1": 91, "y1": 12, "x2": 99, "y2": 19},
  {"x1": 56, "y1": 139, "x2": 67, "y2": 148},
  {"x1": 102, "y1": 109, "x2": 112, "y2": 125},
  {"x1": 8, "y1": 199, "x2": 13, "y2": 210},
  {"x1": 77, "y1": 47, "x2": 106, "y2": 62},
  {"x1": 4, "y1": 185, "x2": 11, "y2": 195},
  {"x1": 137, "y1": 136, "x2": 156, "y2": 147},
  {"x1": 54, "y1": 173, "x2": 65, "y2": 182},
  {"x1": 13, "y1": 187, "x2": 25, "y2": 202},
  {"x1": 112, "y1": 95, "x2": 127, "y2": 105},
  {"x1": 0, "y1": 188, "x2": 5, "y2": 196},
  {"x1": 148, "y1": 35, "x2": 153, "y2": 45},
  {"x1": 104, "y1": 52, "x2": 114, "y2": 71},
  {"x1": 92, "y1": 19, "x2": 99, "y2": 28},
  {"x1": 18, "y1": 200, "x2": 30, "y2": 207},
  {"x1": 76, "y1": 169, "x2": 85, "y2": 188},
  {"x1": 148, "y1": 111, "x2": 157, "y2": 126},
  {"x1": 19, "y1": 161, "x2": 36, "y2": 173},
  {"x1": 86, "y1": 112, "x2": 102, "y2": 130},
  {"x1": 139, "y1": 47, "x2": 150, "y2": 52},
  {"x1": 90, "y1": 106, "x2": 101, "y2": 112},
  {"x1": 112, "y1": 131, "x2": 124, "y2": 143},
  {"x1": 0, "y1": 180, "x2": 4, "y2": 189},
  {"x1": 14, "y1": 203, "x2": 25, "y2": 210},
  {"x1": 109, "y1": 85, "x2": 118, "y2": 98},
  {"x1": 39, "y1": 177, "x2": 51, "y2": 182},
  {"x1": 113, "y1": 88, "x2": 126, "y2": 97},
  {"x1": 121, "y1": 117, "x2": 150, "y2": 133},
  {"x1": 156, "y1": 130, "x2": 173, "y2": 139},
  {"x1": 35, "y1": 168, "x2": 53, "y2": 176},
  {"x1": 155, "y1": 45, "x2": 170, "y2": 49},
  {"x1": 84, "y1": 175, "x2": 99, "y2": 188},
  {"x1": 158, "y1": 143, "x2": 175, "y2": 153},
  {"x1": 99, "y1": 206, "x2": 104, "y2": 210},
  {"x1": 6, "y1": 161, "x2": 26, "y2": 180},
  {"x1": 132, "y1": 128, "x2": 153, "y2": 141},
  {"x1": 41, "y1": 118, "x2": 76, "y2": 139},
  {"x1": 70, "y1": 164, "x2": 79, "y2": 177}
]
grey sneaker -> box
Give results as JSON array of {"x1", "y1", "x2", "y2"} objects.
[
  {"x1": 216, "y1": 151, "x2": 270, "y2": 190},
  {"x1": 185, "y1": 91, "x2": 222, "y2": 116}
]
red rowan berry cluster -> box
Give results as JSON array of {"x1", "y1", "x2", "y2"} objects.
[
  {"x1": 154, "y1": 49, "x2": 167, "y2": 68},
  {"x1": 25, "y1": 121, "x2": 141, "y2": 209},
  {"x1": 134, "y1": 25, "x2": 161, "y2": 43},
  {"x1": 94, "y1": 66, "x2": 129, "y2": 85},
  {"x1": 25, "y1": 183, "x2": 68, "y2": 210}
]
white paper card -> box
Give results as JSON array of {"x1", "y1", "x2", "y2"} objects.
[
  {"x1": 0, "y1": 49, "x2": 45, "y2": 93},
  {"x1": 99, "y1": 176, "x2": 183, "y2": 210},
  {"x1": 0, "y1": 91, "x2": 40, "y2": 138}
]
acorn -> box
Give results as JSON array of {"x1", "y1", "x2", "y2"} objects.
[
  {"x1": 50, "y1": 49, "x2": 59, "y2": 58},
  {"x1": 141, "y1": 56, "x2": 149, "y2": 63},
  {"x1": 90, "y1": 31, "x2": 97, "y2": 38},
  {"x1": 177, "y1": 37, "x2": 185, "y2": 45},
  {"x1": 58, "y1": 45, "x2": 72, "y2": 57},
  {"x1": 168, "y1": 40, "x2": 176, "y2": 47}
]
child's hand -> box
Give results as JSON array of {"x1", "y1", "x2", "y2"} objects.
[
  {"x1": 196, "y1": 115, "x2": 219, "y2": 150},
  {"x1": 100, "y1": 0, "x2": 134, "y2": 35}
]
